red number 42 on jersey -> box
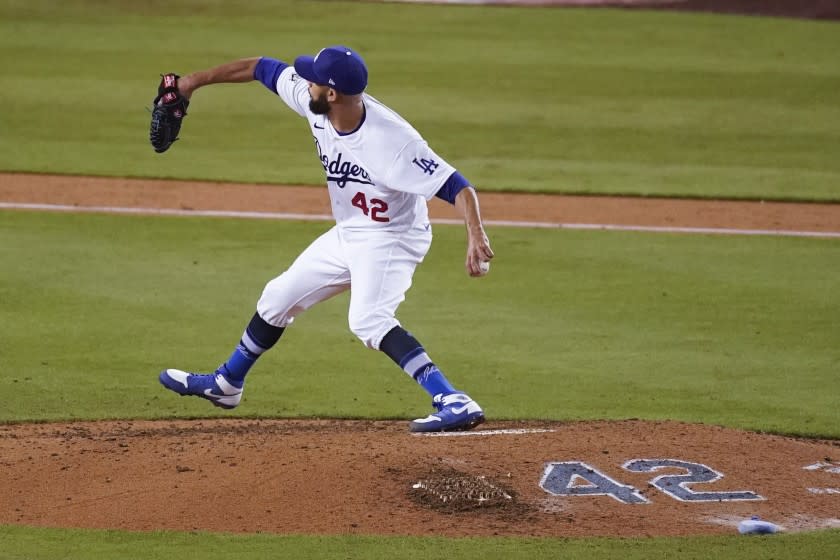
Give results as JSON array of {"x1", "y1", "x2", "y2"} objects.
[{"x1": 351, "y1": 192, "x2": 390, "y2": 223}]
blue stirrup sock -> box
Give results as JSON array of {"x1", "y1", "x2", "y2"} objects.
[
  {"x1": 219, "y1": 312, "x2": 285, "y2": 387},
  {"x1": 379, "y1": 326, "x2": 456, "y2": 397}
]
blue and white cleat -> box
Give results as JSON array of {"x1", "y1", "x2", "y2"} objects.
[
  {"x1": 409, "y1": 392, "x2": 485, "y2": 433},
  {"x1": 158, "y1": 368, "x2": 243, "y2": 409}
]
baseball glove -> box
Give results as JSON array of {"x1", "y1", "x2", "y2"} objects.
[{"x1": 149, "y1": 73, "x2": 189, "y2": 153}]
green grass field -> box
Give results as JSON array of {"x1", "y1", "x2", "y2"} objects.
[
  {"x1": 1, "y1": 1, "x2": 840, "y2": 558},
  {"x1": 2, "y1": 525, "x2": 839, "y2": 560},
  {"x1": 2, "y1": 211, "x2": 839, "y2": 437},
  {"x1": 1, "y1": 0, "x2": 839, "y2": 199}
]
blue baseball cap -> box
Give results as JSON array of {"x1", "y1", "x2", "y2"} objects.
[{"x1": 294, "y1": 46, "x2": 368, "y2": 95}]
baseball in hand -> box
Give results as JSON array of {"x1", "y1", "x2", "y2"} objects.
[{"x1": 478, "y1": 260, "x2": 490, "y2": 276}]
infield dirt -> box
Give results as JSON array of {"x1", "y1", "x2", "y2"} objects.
[
  {"x1": 2, "y1": 419, "x2": 840, "y2": 537},
  {"x1": 2, "y1": 173, "x2": 840, "y2": 233}
]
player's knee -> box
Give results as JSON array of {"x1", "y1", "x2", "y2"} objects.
[
  {"x1": 256, "y1": 278, "x2": 297, "y2": 326},
  {"x1": 348, "y1": 312, "x2": 397, "y2": 350}
]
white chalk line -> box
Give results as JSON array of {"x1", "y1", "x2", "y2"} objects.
[
  {"x1": 0, "y1": 202, "x2": 334, "y2": 222},
  {"x1": 2, "y1": 202, "x2": 840, "y2": 239},
  {"x1": 416, "y1": 428, "x2": 557, "y2": 437},
  {"x1": 802, "y1": 461, "x2": 840, "y2": 473},
  {"x1": 807, "y1": 488, "x2": 840, "y2": 495}
]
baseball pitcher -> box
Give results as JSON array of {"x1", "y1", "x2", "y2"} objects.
[{"x1": 155, "y1": 46, "x2": 494, "y2": 432}]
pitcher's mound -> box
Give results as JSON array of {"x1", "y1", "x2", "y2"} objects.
[{"x1": 1, "y1": 419, "x2": 838, "y2": 537}]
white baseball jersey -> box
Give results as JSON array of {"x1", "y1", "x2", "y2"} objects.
[
  {"x1": 272, "y1": 66, "x2": 454, "y2": 231},
  {"x1": 256, "y1": 63, "x2": 459, "y2": 350}
]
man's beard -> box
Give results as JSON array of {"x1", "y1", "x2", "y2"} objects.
[{"x1": 309, "y1": 91, "x2": 330, "y2": 115}]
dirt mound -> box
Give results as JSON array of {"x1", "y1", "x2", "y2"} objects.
[{"x1": 2, "y1": 419, "x2": 839, "y2": 537}]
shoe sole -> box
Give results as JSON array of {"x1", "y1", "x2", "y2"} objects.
[
  {"x1": 410, "y1": 413, "x2": 485, "y2": 433},
  {"x1": 444, "y1": 413, "x2": 485, "y2": 432},
  {"x1": 158, "y1": 371, "x2": 241, "y2": 410},
  {"x1": 207, "y1": 399, "x2": 238, "y2": 410}
]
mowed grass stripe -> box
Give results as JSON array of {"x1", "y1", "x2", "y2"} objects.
[
  {"x1": 1, "y1": 210, "x2": 838, "y2": 437},
  {"x1": 0, "y1": 1, "x2": 838, "y2": 199},
  {"x1": 1, "y1": 525, "x2": 838, "y2": 560}
]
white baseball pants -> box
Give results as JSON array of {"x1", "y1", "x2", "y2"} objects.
[{"x1": 256, "y1": 225, "x2": 432, "y2": 350}]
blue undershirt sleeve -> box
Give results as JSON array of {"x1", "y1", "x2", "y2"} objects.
[
  {"x1": 434, "y1": 171, "x2": 471, "y2": 204},
  {"x1": 254, "y1": 57, "x2": 289, "y2": 94}
]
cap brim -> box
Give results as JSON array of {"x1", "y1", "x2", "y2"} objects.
[{"x1": 293, "y1": 55, "x2": 322, "y2": 85}]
